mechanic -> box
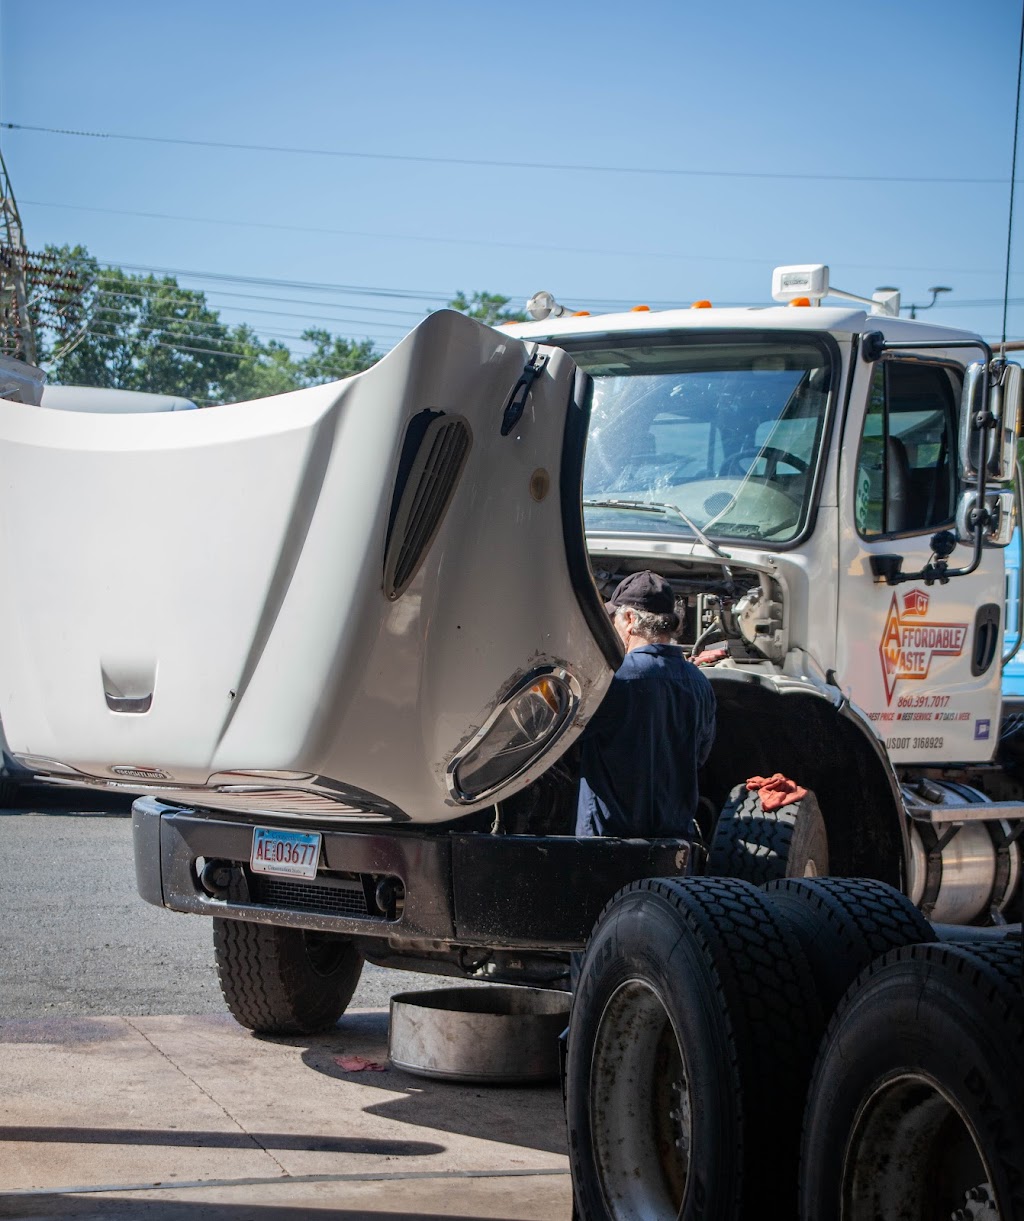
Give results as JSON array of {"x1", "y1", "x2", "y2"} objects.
[{"x1": 576, "y1": 570, "x2": 717, "y2": 840}]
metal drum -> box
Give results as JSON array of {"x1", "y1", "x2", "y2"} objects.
[{"x1": 388, "y1": 986, "x2": 571, "y2": 1083}]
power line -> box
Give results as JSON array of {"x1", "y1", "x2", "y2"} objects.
[
  {"x1": 84, "y1": 257, "x2": 450, "y2": 301},
  {"x1": 28, "y1": 198, "x2": 1009, "y2": 277},
  {"x1": 94, "y1": 282, "x2": 427, "y2": 319},
  {"x1": 86, "y1": 314, "x2": 389, "y2": 351},
  {"x1": 82, "y1": 326, "x2": 249, "y2": 361},
  {"x1": 3, "y1": 120, "x2": 1013, "y2": 186},
  {"x1": 69, "y1": 256, "x2": 723, "y2": 312},
  {"x1": 25, "y1": 201, "x2": 1006, "y2": 285},
  {"x1": 93, "y1": 289, "x2": 414, "y2": 331},
  {"x1": 16, "y1": 196, "x2": 799, "y2": 268}
]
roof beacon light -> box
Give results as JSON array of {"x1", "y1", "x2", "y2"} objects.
[
  {"x1": 772, "y1": 263, "x2": 901, "y2": 316},
  {"x1": 772, "y1": 264, "x2": 830, "y2": 303},
  {"x1": 526, "y1": 290, "x2": 575, "y2": 321}
]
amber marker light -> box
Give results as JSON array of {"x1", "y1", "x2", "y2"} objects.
[
  {"x1": 788, "y1": 297, "x2": 812, "y2": 307},
  {"x1": 691, "y1": 300, "x2": 712, "y2": 309},
  {"x1": 572, "y1": 310, "x2": 591, "y2": 316},
  {"x1": 631, "y1": 304, "x2": 650, "y2": 311}
]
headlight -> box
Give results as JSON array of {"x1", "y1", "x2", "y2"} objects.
[{"x1": 446, "y1": 668, "x2": 581, "y2": 803}]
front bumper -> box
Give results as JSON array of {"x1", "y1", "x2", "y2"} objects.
[{"x1": 133, "y1": 797, "x2": 700, "y2": 952}]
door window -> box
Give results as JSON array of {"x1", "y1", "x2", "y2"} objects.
[{"x1": 855, "y1": 361, "x2": 960, "y2": 538}]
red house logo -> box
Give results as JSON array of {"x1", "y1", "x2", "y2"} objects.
[
  {"x1": 902, "y1": 589, "x2": 930, "y2": 616},
  {"x1": 879, "y1": 591, "x2": 968, "y2": 704}
]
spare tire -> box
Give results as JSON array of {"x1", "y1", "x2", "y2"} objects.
[
  {"x1": 763, "y1": 876, "x2": 935, "y2": 1019},
  {"x1": 566, "y1": 876, "x2": 823, "y2": 1221},
  {"x1": 213, "y1": 918, "x2": 363, "y2": 1035},
  {"x1": 799, "y1": 939, "x2": 1024, "y2": 1221},
  {"x1": 706, "y1": 783, "x2": 828, "y2": 884}
]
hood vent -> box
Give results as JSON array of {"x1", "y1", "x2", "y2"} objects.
[{"x1": 384, "y1": 412, "x2": 471, "y2": 599}]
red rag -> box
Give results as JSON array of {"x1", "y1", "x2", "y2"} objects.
[
  {"x1": 333, "y1": 1055, "x2": 387, "y2": 1072},
  {"x1": 745, "y1": 772, "x2": 808, "y2": 812}
]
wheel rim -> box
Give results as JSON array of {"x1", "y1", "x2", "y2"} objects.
[
  {"x1": 302, "y1": 931, "x2": 348, "y2": 978},
  {"x1": 589, "y1": 980, "x2": 691, "y2": 1220},
  {"x1": 841, "y1": 1072, "x2": 999, "y2": 1220}
]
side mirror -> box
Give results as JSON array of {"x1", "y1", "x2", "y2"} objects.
[
  {"x1": 991, "y1": 361, "x2": 1022, "y2": 483},
  {"x1": 956, "y1": 487, "x2": 1016, "y2": 546},
  {"x1": 959, "y1": 360, "x2": 1021, "y2": 483},
  {"x1": 958, "y1": 362, "x2": 993, "y2": 479}
]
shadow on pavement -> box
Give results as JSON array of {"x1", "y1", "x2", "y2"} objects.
[
  {"x1": 288, "y1": 1012, "x2": 567, "y2": 1158},
  {"x1": 0, "y1": 1197, "x2": 545, "y2": 1221},
  {"x1": 0, "y1": 1127, "x2": 444, "y2": 1157}
]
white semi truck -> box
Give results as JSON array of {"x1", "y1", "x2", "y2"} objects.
[{"x1": 0, "y1": 266, "x2": 1019, "y2": 1218}]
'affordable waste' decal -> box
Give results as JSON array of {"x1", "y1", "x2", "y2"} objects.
[{"x1": 879, "y1": 589, "x2": 968, "y2": 705}]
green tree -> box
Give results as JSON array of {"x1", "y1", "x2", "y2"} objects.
[
  {"x1": 447, "y1": 291, "x2": 527, "y2": 325},
  {"x1": 36, "y1": 252, "x2": 238, "y2": 403},
  {"x1": 297, "y1": 328, "x2": 380, "y2": 383},
  {"x1": 27, "y1": 245, "x2": 383, "y2": 403},
  {"x1": 217, "y1": 325, "x2": 303, "y2": 402}
]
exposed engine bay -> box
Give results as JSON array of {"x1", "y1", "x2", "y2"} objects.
[{"x1": 590, "y1": 554, "x2": 788, "y2": 666}]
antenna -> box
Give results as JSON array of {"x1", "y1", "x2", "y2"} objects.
[
  {"x1": 0, "y1": 145, "x2": 37, "y2": 364},
  {"x1": 1002, "y1": 1, "x2": 1024, "y2": 359}
]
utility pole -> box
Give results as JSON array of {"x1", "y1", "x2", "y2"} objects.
[{"x1": 0, "y1": 145, "x2": 37, "y2": 365}]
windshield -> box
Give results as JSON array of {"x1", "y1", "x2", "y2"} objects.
[{"x1": 566, "y1": 336, "x2": 832, "y2": 544}]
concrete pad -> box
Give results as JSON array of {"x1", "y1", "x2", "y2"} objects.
[{"x1": 0, "y1": 1010, "x2": 571, "y2": 1220}]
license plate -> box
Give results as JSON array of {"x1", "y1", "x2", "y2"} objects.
[{"x1": 250, "y1": 827, "x2": 322, "y2": 879}]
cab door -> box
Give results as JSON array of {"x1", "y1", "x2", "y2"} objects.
[{"x1": 835, "y1": 348, "x2": 1003, "y2": 764}]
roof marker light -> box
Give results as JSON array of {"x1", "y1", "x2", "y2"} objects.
[
  {"x1": 572, "y1": 310, "x2": 591, "y2": 316},
  {"x1": 788, "y1": 297, "x2": 811, "y2": 307},
  {"x1": 631, "y1": 305, "x2": 650, "y2": 312},
  {"x1": 691, "y1": 300, "x2": 712, "y2": 309}
]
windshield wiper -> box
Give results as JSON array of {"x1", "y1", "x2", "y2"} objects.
[{"x1": 583, "y1": 498, "x2": 733, "y2": 562}]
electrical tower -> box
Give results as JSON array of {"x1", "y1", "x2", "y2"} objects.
[
  {"x1": 0, "y1": 147, "x2": 93, "y2": 368},
  {"x1": 0, "y1": 145, "x2": 36, "y2": 364}
]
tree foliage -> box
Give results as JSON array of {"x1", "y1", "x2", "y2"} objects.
[
  {"x1": 29, "y1": 246, "x2": 382, "y2": 404},
  {"x1": 447, "y1": 290, "x2": 527, "y2": 325},
  {"x1": 298, "y1": 329, "x2": 380, "y2": 384}
]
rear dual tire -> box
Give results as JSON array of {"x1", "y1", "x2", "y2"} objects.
[
  {"x1": 566, "y1": 876, "x2": 823, "y2": 1221},
  {"x1": 799, "y1": 939, "x2": 1024, "y2": 1221}
]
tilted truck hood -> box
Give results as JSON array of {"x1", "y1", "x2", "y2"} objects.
[{"x1": 0, "y1": 310, "x2": 613, "y2": 824}]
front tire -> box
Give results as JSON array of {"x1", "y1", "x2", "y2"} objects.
[
  {"x1": 213, "y1": 918, "x2": 363, "y2": 1035},
  {"x1": 706, "y1": 784, "x2": 828, "y2": 884},
  {"x1": 566, "y1": 876, "x2": 823, "y2": 1221},
  {"x1": 799, "y1": 940, "x2": 1024, "y2": 1221}
]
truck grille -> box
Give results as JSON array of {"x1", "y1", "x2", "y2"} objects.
[{"x1": 248, "y1": 874, "x2": 378, "y2": 920}]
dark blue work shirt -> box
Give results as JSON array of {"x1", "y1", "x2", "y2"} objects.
[{"x1": 575, "y1": 643, "x2": 716, "y2": 838}]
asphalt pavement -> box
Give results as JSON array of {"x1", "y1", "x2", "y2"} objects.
[
  {"x1": 0, "y1": 792, "x2": 571, "y2": 1218},
  {"x1": 0, "y1": 794, "x2": 451, "y2": 1018}
]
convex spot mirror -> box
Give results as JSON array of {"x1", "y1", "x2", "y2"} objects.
[
  {"x1": 959, "y1": 360, "x2": 1022, "y2": 483},
  {"x1": 956, "y1": 487, "x2": 1017, "y2": 547}
]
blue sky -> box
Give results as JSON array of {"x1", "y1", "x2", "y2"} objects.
[{"x1": 1, "y1": 0, "x2": 1022, "y2": 356}]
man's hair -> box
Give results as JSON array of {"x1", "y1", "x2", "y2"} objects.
[{"x1": 616, "y1": 604, "x2": 679, "y2": 640}]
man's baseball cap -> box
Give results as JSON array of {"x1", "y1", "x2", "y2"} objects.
[{"x1": 606, "y1": 570, "x2": 675, "y2": 614}]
